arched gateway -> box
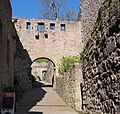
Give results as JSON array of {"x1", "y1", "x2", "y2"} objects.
[
  {"x1": 13, "y1": 17, "x2": 83, "y2": 87},
  {"x1": 31, "y1": 57, "x2": 55, "y2": 85}
]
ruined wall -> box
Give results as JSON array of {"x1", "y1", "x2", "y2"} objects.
[
  {"x1": 56, "y1": 63, "x2": 83, "y2": 112},
  {"x1": 13, "y1": 18, "x2": 83, "y2": 66},
  {"x1": 81, "y1": 0, "x2": 120, "y2": 113},
  {"x1": 12, "y1": 18, "x2": 83, "y2": 89},
  {"x1": 0, "y1": 0, "x2": 16, "y2": 97},
  {"x1": 14, "y1": 37, "x2": 32, "y2": 90},
  {"x1": 78, "y1": 0, "x2": 104, "y2": 44}
]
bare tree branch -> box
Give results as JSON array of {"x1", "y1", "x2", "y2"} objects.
[{"x1": 39, "y1": 0, "x2": 76, "y2": 20}]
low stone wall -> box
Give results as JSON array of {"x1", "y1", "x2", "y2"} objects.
[
  {"x1": 81, "y1": 0, "x2": 120, "y2": 113},
  {"x1": 56, "y1": 63, "x2": 83, "y2": 111}
]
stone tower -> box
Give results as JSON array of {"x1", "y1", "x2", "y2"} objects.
[{"x1": 78, "y1": 0, "x2": 104, "y2": 44}]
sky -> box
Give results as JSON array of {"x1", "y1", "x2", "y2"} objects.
[{"x1": 10, "y1": 0, "x2": 80, "y2": 20}]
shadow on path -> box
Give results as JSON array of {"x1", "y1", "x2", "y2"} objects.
[
  {"x1": 15, "y1": 81, "x2": 80, "y2": 114},
  {"x1": 33, "y1": 81, "x2": 53, "y2": 88},
  {"x1": 15, "y1": 81, "x2": 47, "y2": 114}
]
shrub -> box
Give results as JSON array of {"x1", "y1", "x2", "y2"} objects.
[{"x1": 58, "y1": 55, "x2": 80, "y2": 75}]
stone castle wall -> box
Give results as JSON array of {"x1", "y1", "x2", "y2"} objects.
[
  {"x1": 12, "y1": 18, "x2": 83, "y2": 89},
  {"x1": 78, "y1": 0, "x2": 104, "y2": 44},
  {"x1": 13, "y1": 18, "x2": 83, "y2": 66},
  {"x1": 81, "y1": 0, "x2": 120, "y2": 113},
  {"x1": 45, "y1": 61, "x2": 55, "y2": 84},
  {"x1": 0, "y1": 0, "x2": 16, "y2": 102},
  {"x1": 14, "y1": 37, "x2": 32, "y2": 90},
  {"x1": 56, "y1": 63, "x2": 83, "y2": 112},
  {"x1": 0, "y1": 0, "x2": 32, "y2": 103},
  {"x1": 31, "y1": 62, "x2": 48, "y2": 81},
  {"x1": 1, "y1": 1, "x2": 119, "y2": 114}
]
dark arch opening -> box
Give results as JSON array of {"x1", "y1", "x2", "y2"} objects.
[{"x1": 31, "y1": 57, "x2": 55, "y2": 87}]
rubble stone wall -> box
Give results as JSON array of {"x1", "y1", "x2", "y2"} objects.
[
  {"x1": 81, "y1": 0, "x2": 120, "y2": 113},
  {"x1": 79, "y1": 0, "x2": 104, "y2": 44},
  {"x1": 45, "y1": 61, "x2": 55, "y2": 84},
  {"x1": 56, "y1": 63, "x2": 83, "y2": 112},
  {"x1": 14, "y1": 37, "x2": 32, "y2": 90},
  {"x1": 0, "y1": 0, "x2": 16, "y2": 103}
]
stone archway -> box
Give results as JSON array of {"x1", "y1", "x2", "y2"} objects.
[
  {"x1": 31, "y1": 57, "x2": 56, "y2": 86},
  {"x1": 32, "y1": 57, "x2": 55, "y2": 67}
]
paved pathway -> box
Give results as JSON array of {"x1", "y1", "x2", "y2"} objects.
[{"x1": 15, "y1": 81, "x2": 79, "y2": 114}]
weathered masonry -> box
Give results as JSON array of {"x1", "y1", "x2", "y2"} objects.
[
  {"x1": 0, "y1": 0, "x2": 17, "y2": 101},
  {"x1": 11, "y1": 18, "x2": 84, "y2": 100},
  {"x1": 79, "y1": 0, "x2": 104, "y2": 44},
  {"x1": 12, "y1": 18, "x2": 83, "y2": 66},
  {"x1": 80, "y1": 0, "x2": 120, "y2": 113},
  {"x1": 0, "y1": 0, "x2": 119, "y2": 114}
]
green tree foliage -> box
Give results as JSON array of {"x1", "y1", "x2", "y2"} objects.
[{"x1": 58, "y1": 55, "x2": 80, "y2": 75}]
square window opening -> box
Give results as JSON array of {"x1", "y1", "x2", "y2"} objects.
[
  {"x1": 50, "y1": 23, "x2": 55, "y2": 30},
  {"x1": 38, "y1": 23, "x2": 45, "y2": 32}
]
